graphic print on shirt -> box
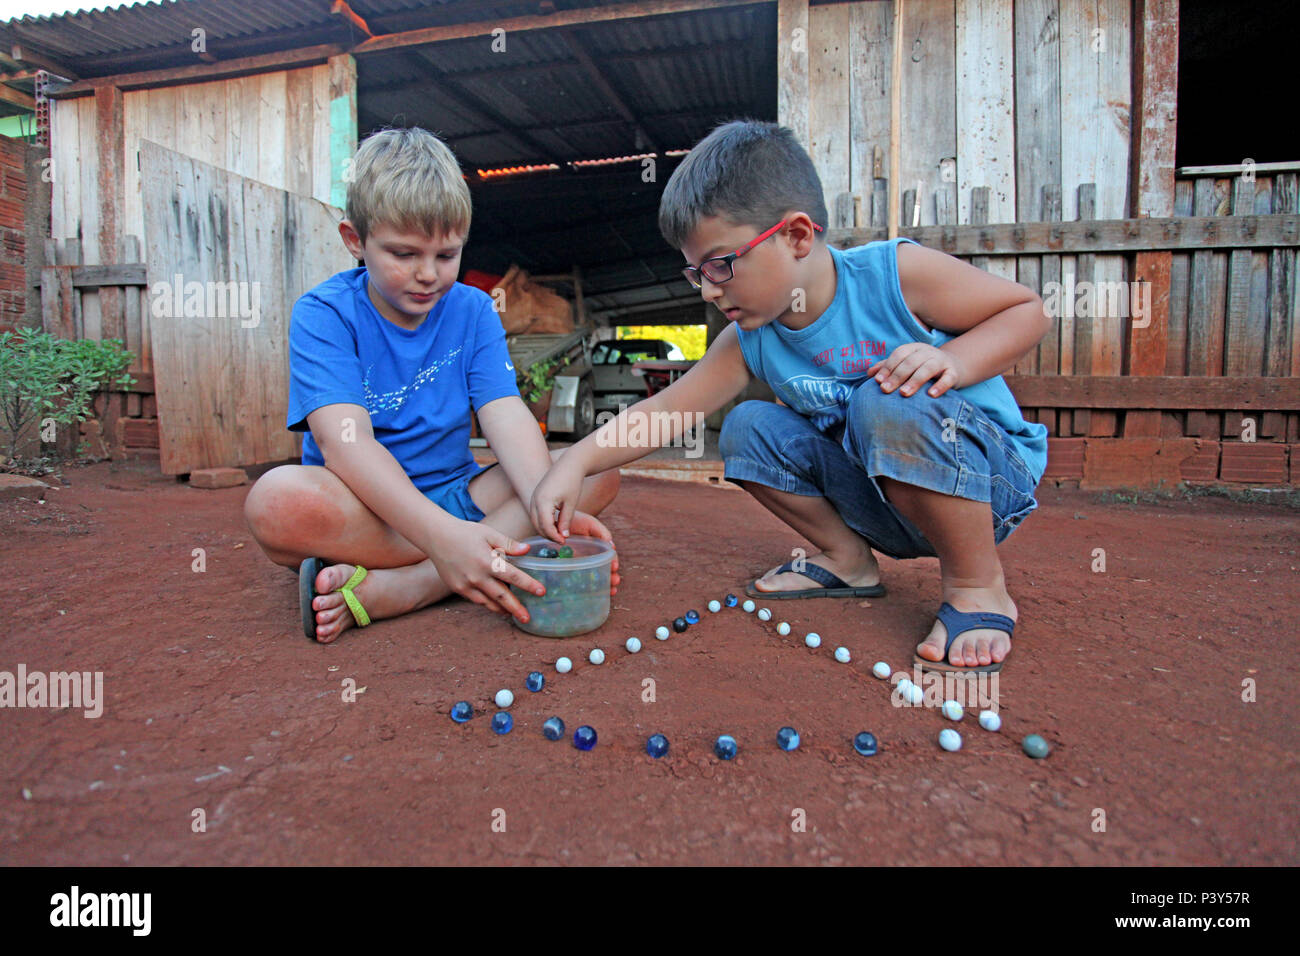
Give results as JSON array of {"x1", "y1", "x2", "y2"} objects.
[
  {"x1": 774, "y1": 339, "x2": 890, "y2": 432},
  {"x1": 362, "y1": 347, "x2": 463, "y2": 414}
]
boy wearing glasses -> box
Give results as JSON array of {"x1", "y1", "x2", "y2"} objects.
[
  {"x1": 531, "y1": 120, "x2": 1049, "y2": 673},
  {"x1": 243, "y1": 127, "x2": 619, "y2": 642}
]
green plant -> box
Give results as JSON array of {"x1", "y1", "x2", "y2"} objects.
[
  {"x1": 521, "y1": 356, "x2": 570, "y2": 404},
  {"x1": 0, "y1": 329, "x2": 135, "y2": 462}
]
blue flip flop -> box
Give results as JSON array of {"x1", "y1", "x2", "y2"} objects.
[
  {"x1": 913, "y1": 602, "x2": 1014, "y2": 673},
  {"x1": 744, "y1": 561, "x2": 887, "y2": 600}
]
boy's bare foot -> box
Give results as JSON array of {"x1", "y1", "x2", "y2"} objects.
[
  {"x1": 749, "y1": 547, "x2": 882, "y2": 594},
  {"x1": 915, "y1": 585, "x2": 1018, "y2": 668},
  {"x1": 309, "y1": 562, "x2": 444, "y2": 643}
]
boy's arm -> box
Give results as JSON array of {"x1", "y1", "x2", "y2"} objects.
[
  {"x1": 307, "y1": 402, "x2": 543, "y2": 620},
  {"x1": 530, "y1": 323, "x2": 752, "y2": 539},
  {"x1": 877, "y1": 242, "x2": 1051, "y2": 397},
  {"x1": 475, "y1": 395, "x2": 555, "y2": 510}
]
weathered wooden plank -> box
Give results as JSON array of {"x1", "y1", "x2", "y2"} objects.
[
  {"x1": 808, "y1": 3, "x2": 852, "y2": 206},
  {"x1": 1071, "y1": 184, "x2": 1096, "y2": 434},
  {"x1": 1188, "y1": 179, "x2": 1228, "y2": 375},
  {"x1": 1015, "y1": 253, "x2": 1042, "y2": 375},
  {"x1": 826, "y1": 213, "x2": 1300, "y2": 254},
  {"x1": 777, "y1": 0, "x2": 810, "y2": 149},
  {"x1": 1013, "y1": 0, "x2": 1057, "y2": 382},
  {"x1": 326, "y1": 55, "x2": 356, "y2": 209},
  {"x1": 121, "y1": 89, "x2": 145, "y2": 245},
  {"x1": 899, "y1": 0, "x2": 955, "y2": 227},
  {"x1": 1268, "y1": 174, "x2": 1298, "y2": 386},
  {"x1": 1003, "y1": 375, "x2": 1300, "y2": 409},
  {"x1": 849, "y1": 0, "x2": 893, "y2": 219},
  {"x1": 1036, "y1": 184, "x2": 1062, "y2": 433},
  {"x1": 313, "y1": 62, "x2": 334, "y2": 205},
  {"x1": 1014, "y1": 0, "x2": 1060, "y2": 224},
  {"x1": 120, "y1": 235, "x2": 148, "y2": 375},
  {"x1": 48, "y1": 98, "x2": 80, "y2": 248},
  {"x1": 970, "y1": 186, "x2": 991, "y2": 273},
  {"x1": 956, "y1": 0, "x2": 1015, "y2": 229},
  {"x1": 1166, "y1": 179, "x2": 1194, "y2": 378},
  {"x1": 1186, "y1": 178, "x2": 1229, "y2": 438},
  {"x1": 257, "y1": 71, "x2": 288, "y2": 191},
  {"x1": 141, "y1": 141, "x2": 353, "y2": 473},
  {"x1": 871, "y1": 177, "x2": 888, "y2": 228},
  {"x1": 69, "y1": 263, "x2": 148, "y2": 288},
  {"x1": 1131, "y1": 0, "x2": 1178, "y2": 219},
  {"x1": 956, "y1": 0, "x2": 1015, "y2": 281},
  {"x1": 1124, "y1": 0, "x2": 1178, "y2": 437},
  {"x1": 284, "y1": 66, "x2": 315, "y2": 198},
  {"x1": 94, "y1": 84, "x2": 125, "y2": 352},
  {"x1": 1224, "y1": 176, "x2": 1265, "y2": 375}
]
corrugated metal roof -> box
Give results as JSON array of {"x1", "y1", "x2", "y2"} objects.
[{"x1": 1, "y1": 0, "x2": 778, "y2": 316}]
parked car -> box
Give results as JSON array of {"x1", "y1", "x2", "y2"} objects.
[{"x1": 590, "y1": 338, "x2": 687, "y2": 413}]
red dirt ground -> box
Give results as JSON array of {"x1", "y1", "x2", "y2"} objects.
[{"x1": 1, "y1": 458, "x2": 1297, "y2": 865}]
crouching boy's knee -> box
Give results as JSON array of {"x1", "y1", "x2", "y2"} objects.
[{"x1": 718, "y1": 400, "x2": 772, "y2": 459}]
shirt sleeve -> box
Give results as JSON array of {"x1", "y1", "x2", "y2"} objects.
[
  {"x1": 286, "y1": 293, "x2": 368, "y2": 432},
  {"x1": 465, "y1": 293, "x2": 521, "y2": 411}
]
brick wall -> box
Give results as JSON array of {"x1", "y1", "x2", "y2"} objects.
[{"x1": 0, "y1": 134, "x2": 26, "y2": 334}]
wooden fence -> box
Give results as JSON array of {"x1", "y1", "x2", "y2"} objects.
[
  {"x1": 829, "y1": 170, "x2": 1300, "y2": 486},
  {"x1": 40, "y1": 235, "x2": 156, "y2": 458}
]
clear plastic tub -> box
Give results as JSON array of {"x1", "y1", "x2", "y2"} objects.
[{"x1": 507, "y1": 535, "x2": 615, "y2": 637}]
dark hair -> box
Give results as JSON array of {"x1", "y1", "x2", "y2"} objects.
[{"x1": 658, "y1": 119, "x2": 829, "y2": 249}]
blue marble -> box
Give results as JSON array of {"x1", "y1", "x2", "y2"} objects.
[
  {"x1": 685, "y1": 609, "x2": 700, "y2": 624},
  {"x1": 853, "y1": 732, "x2": 879, "y2": 756},
  {"x1": 672, "y1": 617, "x2": 688, "y2": 632},
  {"x1": 573, "y1": 725, "x2": 598, "y2": 750},
  {"x1": 491, "y1": 712, "x2": 513, "y2": 735},
  {"x1": 724, "y1": 594, "x2": 739, "y2": 607},
  {"x1": 645, "y1": 733, "x2": 669, "y2": 758},
  {"x1": 776, "y1": 726, "x2": 800, "y2": 751},
  {"x1": 714, "y1": 734, "x2": 738, "y2": 760},
  {"x1": 525, "y1": 671, "x2": 545, "y2": 692},
  {"x1": 537, "y1": 546, "x2": 559, "y2": 559},
  {"x1": 450, "y1": 701, "x2": 473, "y2": 723},
  {"x1": 1022, "y1": 734, "x2": 1050, "y2": 759},
  {"x1": 542, "y1": 716, "x2": 565, "y2": 741}
]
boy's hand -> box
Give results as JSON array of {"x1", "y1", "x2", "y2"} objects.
[
  {"x1": 530, "y1": 457, "x2": 586, "y2": 542},
  {"x1": 868, "y1": 343, "x2": 965, "y2": 398},
  {"x1": 431, "y1": 521, "x2": 544, "y2": 622}
]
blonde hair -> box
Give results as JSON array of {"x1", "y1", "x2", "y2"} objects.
[{"x1": 346, "y1": 127, "x2": 472, "y2": 242}]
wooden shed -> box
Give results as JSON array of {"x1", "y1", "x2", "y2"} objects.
[{"x1": 1, "y1": 0, "x2": 1296, "y2": 487}]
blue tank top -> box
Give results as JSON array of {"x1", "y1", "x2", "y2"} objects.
[{"x1": 734, "y1": 238, "x2": 1048, "y2": 482}]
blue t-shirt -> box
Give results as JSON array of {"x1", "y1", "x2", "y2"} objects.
[
  {"x1": 286, "y1": 267, "x2": 519, "y2": 494},
  {"x1": 734, "y1": 239, "x2": 1048, "y2": 482}
]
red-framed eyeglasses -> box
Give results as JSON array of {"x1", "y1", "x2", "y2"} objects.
[{"x1": 681, "y1": 218, "x2": 824, "y2": 289}]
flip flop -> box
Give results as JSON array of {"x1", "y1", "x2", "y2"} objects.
[
  {"x1": 913, "y1": 602, "x2": 1013, "y2": 674},
  {"x1": 744, "y1": 561, "x2": 887, "y2": 600},
  {"x1": 299, "y1": 557, "x2": 371, "y2": 641}
]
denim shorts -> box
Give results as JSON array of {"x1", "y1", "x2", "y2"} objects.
[
  {"x1": 718, "y1": 384, "x2": 1040, "y2": 559},
  {"x1": 423, "y1": 464, "x2": 495, "y2": 522}
]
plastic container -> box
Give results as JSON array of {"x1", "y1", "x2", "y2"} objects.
[{"x1": 507, "y1": 535, "x2": 615, "y2": 637}]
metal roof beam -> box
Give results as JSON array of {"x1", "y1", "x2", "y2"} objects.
[
  {"x1": 559, "y1": 31, "x2": 659, "y2": 154},
  {"x1": 401, "y1": 48, "x2": 569, "y2": 166}
]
